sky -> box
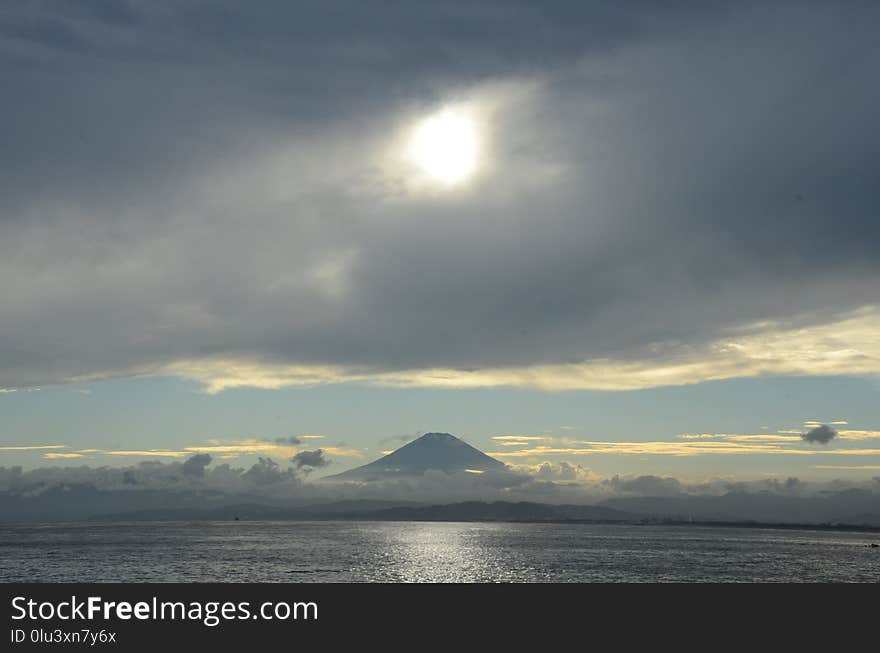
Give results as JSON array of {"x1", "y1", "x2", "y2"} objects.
[{"x1": 1, "y1": 1, "x2": 879, "y2": 490}]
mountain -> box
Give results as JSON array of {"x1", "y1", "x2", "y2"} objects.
[{"x1": 324, "y1": 432, "x2": 506, "y2": 481}]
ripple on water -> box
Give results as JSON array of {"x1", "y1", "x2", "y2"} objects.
[{"x1": 0, "y1": 521, "x2": 878, "y2": 583}]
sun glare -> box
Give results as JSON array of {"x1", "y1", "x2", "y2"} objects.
[{"x1": 409, "y1": 108, "x2": 478, "y2": 184}]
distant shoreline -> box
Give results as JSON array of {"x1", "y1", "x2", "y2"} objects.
[
  {"x1": 4, "y1": 496, "x2": 879, "y2": 535},
  {"x1": 4, "y1": 516, "x2": 879, "y2": 535}
]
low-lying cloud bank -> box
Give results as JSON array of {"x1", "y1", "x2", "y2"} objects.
[{"x1": 2, "y1": 456, "x2": 879, "y2": 524}]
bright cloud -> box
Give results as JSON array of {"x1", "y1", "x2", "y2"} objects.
[{"x1": 146, "y1": 306, "x2": 880, "y2": 393}]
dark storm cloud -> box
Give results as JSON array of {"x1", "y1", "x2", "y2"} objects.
[
  {"x1": 1, "y1": 2, "x2": 879, "y2": 389},
  {"x1": 802, "y1": 425, "x2": 838, "y2": 445},
  {"x1": 290, "y1": 450, "x2": 331, "y2": 470}
]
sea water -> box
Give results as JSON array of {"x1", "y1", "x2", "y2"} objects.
[{"x1": 1, "y1": 521, "x2": 878, "y2": 583}]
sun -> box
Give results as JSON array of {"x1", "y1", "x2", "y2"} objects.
[{"x1": 409, "y1": 108, "x2": 479, "y2": 184}]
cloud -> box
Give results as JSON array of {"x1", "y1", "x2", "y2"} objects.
[
  {"x1": 488, "y1": 442, "x2": 813, "y2": 457},
  {"x1": 511, "y1": 461, "x2": 599, "y2": 483},
  {"x1": 5, "y1": 456, "x2": 880, "y2": 525},
  {"x1": 317, "y1": 447, "x2": 362, "y2": 459},
  {"x1": 184, "y1": 439, "x2": 298, "y2": 456},
  {"x1": 0, "y1": 457, "x2": 302, "y2": 496},
  {"x1": 603, "y1": 475, "x2": 684, "y2": 497},
  {"x1": 682, "y1": 430, "x2": 880, "y2": 442},
  {"x1": 0, "y1": 3, "x2": 878, "y2": 392},
  {"x1": 147, "y1": 307, "x2": 880, "y2": 391},
  {"x1": 378, "y1": 433, "x2": 419, "y2": 445},
  {"x1": 0, "y1": 438, "x2": 366, "y2": 466},
  {"x1": 678, "y1": 433, "x2": 797, "y2": 442},
  {"x1": 103, "y1": 450, "x2": 187, "y2": 458},
  {"x1": 241, "y1": 457, "x2": 298, "y2": 486},
  {"x1": 491, "y1": 435, "x2": 553, "y2": 446},
  {"x1": 290, "y1": 449, "x2": 331, "y2": 471},
  {"x1": 489, "y1": 437, "x2": 880, "y2": 458},
  {"x1": 801, "y1": 425, "x2": 838, "y2": 445},
  {"x1": 181, "y1": 453, "x2": 212, "y2": 477},
  {"x1": 837, "y1": 430, "x2": 880, "y2": 440},
  {"x1": 272, "y1": 436, "x2": 302, "y2": 446}
]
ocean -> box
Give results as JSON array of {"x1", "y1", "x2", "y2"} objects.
[{"x1": 2, "y1": 521, "x2": 878, "y2": 583}]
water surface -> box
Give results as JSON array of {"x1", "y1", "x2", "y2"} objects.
[{"x1": 2, "y1": 521, "x2": 878, "y2": 582}]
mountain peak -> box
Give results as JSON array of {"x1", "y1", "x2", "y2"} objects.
[
  {"x1": 410, "y1": 432, "x2": 463, "y2": 446},
  {"x1": 419, "y1": 432, "x2": 457, "y2": 440},
  {"x1": 324, "y1": 432, "x2": 505, "y2": 482}
]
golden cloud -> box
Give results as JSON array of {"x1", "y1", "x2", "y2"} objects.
[
  {"x1": 677, "y1": 433, "x2": 798, "y2": 442},
  {"x1": 17, "y1": 438, "x2": 367, "y2": 463},
  {"x1": 103, "y1": 450, "x2": 188, "y2": 458},
  {"x1": 147, "y1": 305, "x2": 880, "y2": 392},
  {"x1": 489, "y1": 439, "x2": 880, "y2": 458},
  {"x1": 321, "y1": 446, "x2": 364, "y2": 458},
  {"x1": 681, "y1": 430, "x2": 880, "y2": 442},
  {"x1": 837, "y1": 430, "x2": 880, "y2": 440},
  {"x1": 491, "y1": 435, "x2": 554, "y2": 446}
]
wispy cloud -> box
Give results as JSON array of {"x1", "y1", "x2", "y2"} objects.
[
  {"x1": 151, "y1": 307, "x2": 880, "y2": 393},
  {"x1": 321, "y1": 447, "x2": 364, "y2": 458},
  {"x1": 489, "y1": 437, "x2": 880, "y2": 458},
  {"x1": 491, "y1": 435, "x2": 553, "y2": 446},
  {"x1": 681, "y1": 430, "x2": 880, "y2": 442},
  {"x1": 678, "y1": 433, "x2": 798, "y2": 442},
  {"x1": 195, "y1": 439, "x2": 363, "y2": 459},
  {"x1": 103, "y1": 450, "x2": 188, "y2": 458},
  {"x1": 185, "y1": 440, "x2": 296, "y2": 455},
  {"x1": 10, "y1": 438, "x2": 367, "y2": 462},
  {"x1": 836, "y1": 430, "x2": 880, "y2": 440}
]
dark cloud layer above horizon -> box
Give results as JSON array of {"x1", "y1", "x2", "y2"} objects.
[{"x1": 2, "y1": 1, "x2": 879, "y2": 390}]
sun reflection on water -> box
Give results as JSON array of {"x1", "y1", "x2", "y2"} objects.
[{"x1": 375, "y1": 522, "x2": 506, "y2": 582}]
